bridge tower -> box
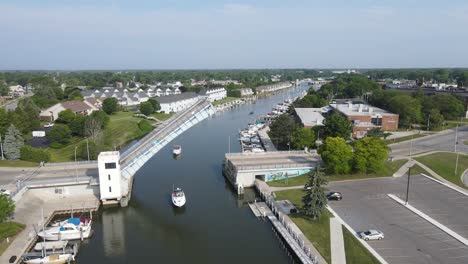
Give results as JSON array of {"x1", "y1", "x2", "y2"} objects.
[{"x1": 98, "y1": 151, "x2": 122, "y2": 204}]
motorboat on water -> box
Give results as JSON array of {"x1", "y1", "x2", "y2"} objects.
[
  {"x1": 23, "y1": 238, "x2": 77, "y2": 264},
  {"x1": 172, "y1": 187, "x2": 186, "y2": 207},
  {"x1": 22, "y1": 253, "x2": 74, "y2": 264},
  {"x1": 173, "y1": 145, "x2": 182, "y2": 156},
  {"x1": 37, "y1": 218, "x2": 93, "y2": 241}
]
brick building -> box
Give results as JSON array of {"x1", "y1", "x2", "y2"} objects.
[{"x1": 330, "y1": 101, "x2": 399, "y2": 138}]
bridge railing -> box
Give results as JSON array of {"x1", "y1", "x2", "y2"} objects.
[
  {"x1": 235, "y1": 162, "x2": 317, "y2": 171},
  {"x1": 225, "y1": 150, "x2": 317, "y2": 157}
]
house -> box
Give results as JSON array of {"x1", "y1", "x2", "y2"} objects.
[
  {"x1": 199, "y1": 88, "x2": 227, "y2": 102},
  {"x1": 39, "y1": 100, "x2": 98, "y2": 121},
  {"x1": 9, "y1": 85, "x2": 25, "y2": 97},
  {"x1": 294, "y1": 108, "x2": 327, "y2": 128},
  {"x1": 240, "y1": 88, "x2": 254, "y2": 97},
  {"x1": 256, "y1": 82, "x2": 292, "y2": 94},
  {"x1": 330, "y1": 101, "x2": 399, "y2": 138},
  {"x1": 157, "y1": 92, "x2": 199, "y2": 113}
]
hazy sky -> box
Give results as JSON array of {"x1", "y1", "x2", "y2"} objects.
[{"x1": 1, "y1": 0, "x2": 467, "y2": 70}]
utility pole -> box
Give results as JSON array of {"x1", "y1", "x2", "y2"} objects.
[
  {"x1": 86, "y1": 138, "x2": 90, "y2": 162},
  {"x1": 427, "y1": 114, "x2": 430, "y2": 131},
  {"x1": 454, "y1": 125, "x2": 459, "y2": 175},
  {"x1": 74, "y1": 146, "x2": 78, "y2": 182},
  {"x1": 0, "y1": 134, "x2": 4, "y2": 160},
  {"x1": 409, "y1": 132, "x2": 414, "y2": 158},
  {"x1": 405, "y1": 166, "x2": 412, "y2": 205}
]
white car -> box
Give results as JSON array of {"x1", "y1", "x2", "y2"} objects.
[
  {"x1": 359, "y1": 230, "x2": 384, "y2": 241},
  {"x1": 44, "y1": 123, "x2": 54, "y2": 128},
  {"x1": 0, "y1": 189, "x2": 11, "y2": 197}
]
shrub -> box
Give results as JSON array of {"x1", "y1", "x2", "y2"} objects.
[
  {"x1": 77, "y1": 140, "x2": 98, "y2": 160},
  {"x1": 20, "y1": 145, "x2": 51, "y2": 162}
]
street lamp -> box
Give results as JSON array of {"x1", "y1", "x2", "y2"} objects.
[
  {"x1": 74, "y1": 146, "x2": 78, "y2": 182},
  {"x1": 405, "y1": 165, "x2": 413, "y2": 205}
]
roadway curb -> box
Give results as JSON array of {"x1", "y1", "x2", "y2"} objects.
[
  {"x1": 420, "y1": 173, "x2": 468, "y2": 196},
  {"x1": 326, "y1": 206, "x2": 389, "y2": 264},
  {"x1": 387, "y1": 194, "x2": 468, "y2": 246}
]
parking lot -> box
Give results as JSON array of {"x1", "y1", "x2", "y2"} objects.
[{"x1": 328, "y1": 175, "x2": 468, "y2": 264}]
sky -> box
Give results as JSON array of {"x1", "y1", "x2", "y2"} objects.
[{"x1": 1, "y1": 0, "x2": 467, "y2": 70}]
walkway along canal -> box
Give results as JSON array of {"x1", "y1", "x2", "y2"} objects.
[{"x1": 76, "y1": 84, "x2": 310, "y2": 263}]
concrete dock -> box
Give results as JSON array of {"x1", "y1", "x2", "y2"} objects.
[{"x1": 257, "y1": 126, "x2": 277, "y2": 152}]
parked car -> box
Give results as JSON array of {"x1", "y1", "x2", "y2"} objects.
[
  {"x1": 359, "y1": 230, "x2": 384, "y2": 241},
  {"x1": 44, "y1": 123, "x2": 54, "y2": 128},
  {"x1": 326, "y1": 192, "x2": 343, "y2": 200},
  {"x1": 0, "y1": 189, "x2": 11, "y2": 197}
]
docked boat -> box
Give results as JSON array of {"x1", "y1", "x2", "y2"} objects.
[
  {"x1": 171, "y1": 187, "x2": 186, "y2": 207},
  {"x1": 22, "y1": 253, "x2": 74, "y2": 264},
  {"x1": 37, "y1": 218, "x2": 93, "y2": 241},
  {"x1": 173, "y1": 145, "x2": 182, "y2": 156}
]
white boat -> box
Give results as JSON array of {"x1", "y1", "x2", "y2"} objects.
[
  {"x1": 38, "y1": 218, "x2": 93, "y2": 241},
  {"x1": 172, "y1": 187, "x2": 186, "y2": 207},
  {"x1": 23, "y1": 253, "x2": 74, "y2": 264},
  {"x1": 33, "y1": 241, "x2": 68, "y2": 251},
  {"x1": 173, "y1": 145, "x2": 182, "y2": 156}
]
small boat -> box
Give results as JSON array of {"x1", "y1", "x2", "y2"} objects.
[
  {"x1": 172, "y1": 187, "x2": 186, "y2": 207},
  {"x1": 249, "y1": 111, "x2": 254, "y2": 115},
  {"x1": 22, "y1": 253, "x2": 74, "y2": 264},
  {"x1": 37, "y1": 218, "x2": 93, "y2": 241},
  {"x1": 173, "y1": 145, "x2": 182, "y2": 156}
]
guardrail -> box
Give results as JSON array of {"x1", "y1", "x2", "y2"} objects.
[
  {"x1": 225, "y1": 150, "x2": 317, "y2": 157},
  {"x1": 45, "y1": 160, "x2": 98, "y2": 167},
  {"x1": 235, "y1": 162, "x2": 317, "y2": 171}
]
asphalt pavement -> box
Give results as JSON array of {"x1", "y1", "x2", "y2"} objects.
[{"x1": 327, "y1": 175, "x2": 468, "y2": 264}]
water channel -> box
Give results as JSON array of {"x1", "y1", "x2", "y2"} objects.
[{"x1": 76, "y1": 84, "x2": 310, "y2": 263}]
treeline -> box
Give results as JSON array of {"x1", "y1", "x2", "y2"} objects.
[{"x1": 364, "y1": 69, "x2": 468, "y2": 86}]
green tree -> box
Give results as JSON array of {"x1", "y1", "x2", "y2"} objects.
[
  {"x1": 318, "y1": 137, "x2": 353, "y2": 174},
  {"x1": 302, "y1": 166, "x2": 328, "y2": 219},
  {"x1": 0, "y1": 194, "x2": 15, "y2": 222},
  {"x1": 352, "y1": 137, "x2": 388, "y2": 173},
  {"x1": 77, "y1": 140, "x2": 98, "y2": 160},
  {"x1": 69, "y1": 115, "x2": 86, "y2": 136},
  {"x1": 268, "y1": 114, "x2": 296, "y2": 150},
  {"x1": 291, "y1": 127, "x2": 315, "y2": 150},
  {"x1": 139, "y1": 101, "x2": 154, "y2": 116},
  {"x1": 57, "y1": 109, "x2": 76, "y2": 124},
  {"x1": 16, "y1": 98, "x2": 40, "y2": 133},
  {"x1": 102, "y1": 97, "x2": 119, "y2": 115},
  {"x1": 147, "y1": 98, "x2": 161, "y2": 112},
  {"x1": 90, "y1": 110, "x2": 109, "y2": 128},
  {"x1": 323, "y1": 114, "x2": 352, "y2": 139},
  {"x1": 0, "y1": 108, "x2": 8, "y2": 135},
  {"x1": 427, "y1": 109, "x2": 444, "y2": 130},
  {"x1": 0, "y1": 82, "x2": 9, "y2": 96},
  {"x1": 20, "y1": 145, "x2": 51, "y2": 162},
  {"x1": 388, "y1": 94, "x2": 422, "y2": 126},
  {"x1": 3, "y1": 124, "x2": 24, "y2": 160},
  {"x1": 48, "y1": 124, "x2": 72, "y2": 144},
  {"x1": 292, "y1": 94, "x2": 327, "y2": 108}
]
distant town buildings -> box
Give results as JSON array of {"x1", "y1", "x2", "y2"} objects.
[
  {"x1": 157, "y1": 92, "x2": 199, "y2": 113},
  {"x1": 240, "y1": 88, "x2": 254, "y2": 97},
  {"x1": 9, "y1": 85, "x2": 26, "y2": 97},
  {"x1": 256, "y1": 82, "x2": 292, "y2": 94},
  {"x1": 199, "y1": 88, "x2": 227, "y2": 102},
  {"x1": 330, "y1": 100, "x2": 399, "y2": 138},
  {"x1": 40, "y1": 100, "x2": 98, "y2": 121}
]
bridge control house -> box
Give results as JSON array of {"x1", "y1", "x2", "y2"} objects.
[{"x1": 98, "y1": 151, "x2": 123, "y2": 204}]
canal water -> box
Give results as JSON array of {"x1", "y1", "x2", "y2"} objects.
[{"x1": 76, "y1": 84, "x2": 310, "y2": 263}]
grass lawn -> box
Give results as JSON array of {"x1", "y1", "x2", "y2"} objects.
[
  {"x1": 385, "y1": 133, "x2": 426, "y2": 144},
  {"x1": 415, "y1": 152, "x2": 468, "y2": 189},
  {"x1": 409, "y1": 164, "x2": 430, "y2": 176},
  {"x1": 0, "y1": 160, "x2": 38, "y2": 167},
  {"x1": 275, "y1": 189, "x2": 331, "y2": 263},
  {"x1": 48, "y1": 112, "x2": 156, "y2": 162},
  {"x1": 268, "y1": 160, "x2": 407, "y2": 187},
  {"x1": 342, "y1": 227, "x2": 380, "y2": 264},
  {"x1": 464, "y1": 140, "x2": 468, "y2": 145},
  {"x1": 212, "y1": 97, "x2": 239, "y2": 106},
  {"x1": 0, "y1": 222, "x2": 25, "y2": 256},
  {"x1": 150, "y1": 112, "x2": 175, "y2": 121}
]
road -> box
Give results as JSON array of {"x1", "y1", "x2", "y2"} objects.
[
  {"x1": 390, "y1": 126, "x2": 468, "y2": 158},
  {"x1": 328, "y1": 175, "x2": 468, "y2": 264}
]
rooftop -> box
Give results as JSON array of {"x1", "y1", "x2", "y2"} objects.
[
  {"x1": 330, "y1": 102, "x2": 397, "y2": 117},
  {"x1": 294, "y1": 108, "x2": 326, "y2": 127},
  {"x1": 156, "y1": 92, "x2": 198, "y2": 104},
  {"x1": 225, "y1": 151, "x2": 321, "y2": 171}
]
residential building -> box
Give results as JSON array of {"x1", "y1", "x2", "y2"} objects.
[
  {"x1": 115, "y1": 82, "x2": 124, "y2": 88},
  {"x1": 330, "y1": 101, "x2": 399, "y2": 138},
  {"x1": 240, "y1": 88, "x2": 254, "y2": 97},
  {"x1": 294, "y1": 108, "x2": 327, "y2": 128},
  {"x1": 9, "y1": 85, "x2": 25, "y2": 97},
  {"x1": 39, "y1": 100, "x2": 98, "y2": 121},
  {"x1": 256, "y1": 82, "x2": 292, "y2": 94},
  {"x1": 199, "y1": 88, "x2": 227, "y2": 102},
  {"x1": 157, "y1": 92, "x2": 199, "y2": 113}
]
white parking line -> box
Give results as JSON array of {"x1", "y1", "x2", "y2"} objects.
[{"x1": 441, "y1": 246, "x2": 467, "y2": 250}]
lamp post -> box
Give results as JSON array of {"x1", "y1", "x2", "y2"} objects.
[
  {"x1": 0, "y1": 134, "x2": 4, "y2": 160},
  {"x1": 86, "y1": 138, "x2": 90, "y2": 162},
  {"x1": 454, "y1": 125, "x2": 459, "y2": 175},
  {"x1": 405, "y1": 166, "x2": 412, "y2": 205},
  {"x1": 74, "y1": 146, "x2": 78, "y2": 182}
]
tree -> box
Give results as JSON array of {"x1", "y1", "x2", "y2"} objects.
[
  {"x1": 388, "y1": 95, "x2": 422, "y2": 126},
  {"x1": 0, "y1": 108, "x2": 8, "y2": 136},
  {"x1": 48, "y1": 124, "x2": 72, "y2": 144},
  {"x1": 147, "y1": 98, "x2": 161, "y2": 112},
  {"x1": 16, "y1": 97, "x2": 41, "y2": 133},
  {"x1": 427, "y1": 109, "x2": 444, "y2": 130},
  {"x1": 352, "y1": 137, "x2": 388, "y2": 173},
  {"x1": 291, "y1": 127, "x2": 315, "y2": 150},
  {"x1": 0, "y1": 82, "x2": 9, "y2": 96},
  {"x1": 56, "y1": 109, "x2": 76, "y2": 124},
  {"x1": 140, "y1": 101, "x2": 154, "y2": 116},
  {"x1": 293, "y1": 94, "x2": 327, "y2": 108},
  {"x1": 69, "y1": 115, "x2": 86, "y2": 136},
  {"x1": 0, "y1": 194, "x2": 15, "y2": 222},
  {"x1": 318, "y1": 137, "x2": 353, "y2": 174},
  {"x1": 268, "y1": 114, "x2": 296, "y2": 150},
  {"x1": 84, "y1": 116, "x2": 103, "y2": 140},
  {"x1": 3, "y1": 124, "x2": 24, "y2": 160},
  {"x1": 90, "y1": 110, "x2": 109, "y2": 128},
  {"x1": 20, "y1": 145, "x2": 51, "y2": 162},
  {"x1": 323, "y1": 114, "x2": 352, "y2": 139},
  {"x1": 102, "y1": 97, "x2": 119, "y2": 115},
  {"x1": 302, "y1": 166, "x2": 328, "y2": 219},
  {"x1": 77, "y1": 140, "x2": 98, "y2": 160}
]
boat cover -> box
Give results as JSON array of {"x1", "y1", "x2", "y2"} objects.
[{"x1": 67, "y1": 218, "x2": 81, "y2": 226}]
